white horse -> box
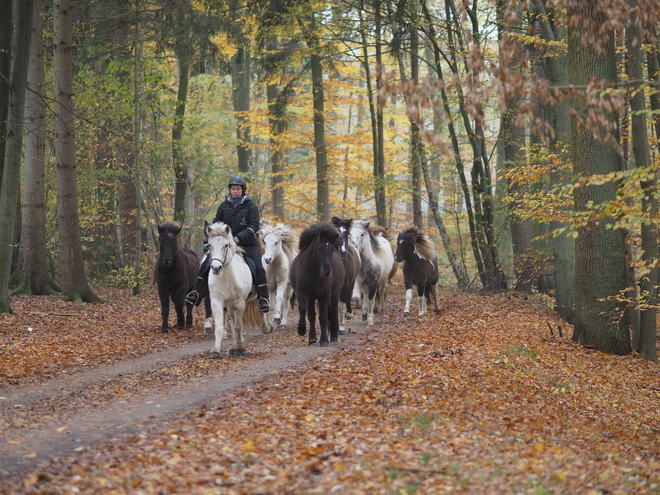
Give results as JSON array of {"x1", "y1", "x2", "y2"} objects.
[
  {"x1": 349, "y1": 220, "x2": 395, "y2": 326},
  {"x1": 259, "y1": 223, "x2": 298, "y2": 327},
  {"x1": 206, "y1": 222, "x2": 273, "y2": 358}
]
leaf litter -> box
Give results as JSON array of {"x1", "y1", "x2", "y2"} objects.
[{"x1": 0, "y1": 287, "x2": 659, "y2": 494}]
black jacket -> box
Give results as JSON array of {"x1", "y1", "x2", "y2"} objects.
[{"x1": 213, "y1": 194, "x2": 260, "y2": 247}]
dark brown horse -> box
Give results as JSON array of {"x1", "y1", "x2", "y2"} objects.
[
  {"x1": 290, "y1": 222, "x2": 345, "y2": 346},
  {"x1": 394, "y1": 227, "x2": 439, "y2": 316},
  {"x1": 154, "y1": 221, "x2": 199, "y2": 333},
  {"x1": 331, "y1": 217, "x2": 361, "y2": 334}
]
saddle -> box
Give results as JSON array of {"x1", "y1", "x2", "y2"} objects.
[{"x1": 188, "y1": 252, "x2": 257, "y2": 306}]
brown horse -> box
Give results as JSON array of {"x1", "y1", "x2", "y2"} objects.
[
  {"x1": 290, "y1": 222, "x2": 345, "y2": 346},
  {"x1": 394, "y1": 227, "x2": 439, "y2": 316},
  {"x1": 154, "y1": 221, "x2": 199, "y2": 333},
  {"x1": 331, "y1": 217, "x2": 361, "y2": 334}
]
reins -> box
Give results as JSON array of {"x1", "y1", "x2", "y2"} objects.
[{"x1": 210, "y1": 241, "x2": 234, "y2": 271}]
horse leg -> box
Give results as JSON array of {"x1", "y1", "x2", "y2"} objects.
[
  {"x1": 430, "y1": 284, "x2": 439, "y2": 312},
  {"x1": 204, "y1": 297, "x2": 213, "y2": 334},
  {"x1": 317, "y1": 299, "x2": 330, "y2": 347},
  {"x1": 228, "y1": 305, "x2": 246, "y2": 356},
  {"x1": 281, "y1": 285, "x2": 294, "y2": 326},
  {"x1": 329, "y1": 296, "x2": 340, "y2": 343},
  {"x1": 418, "y1": 285, "x2": 427, "y2": 316},
  {"x1": 159, "y1": 289, "x2": 170, "y2": 333},
  {"x1": 403, "y1": 282, "x2": 412, "y2": 316},
  {"x1": 338, "y1": 301, "x2": 347, "y2": 335},
  {"x1": 173, "y1": 290, "x2": 186, "y2": 328},
  {"x1": 273, "y1": 283, "x2": 286, "y2": 327},
  {"x1": 365, "y1": 285, "x2": 378, "y2": 326},
  {"x1": 185, "y1": 299, "x2": 194, "y2": 328},
  {"x1": 307, "y1": 298, "x2": 317, "y2": 345},
  {"x1": 209, "y1": 298, "x2": 226, "y2": 359},
  {"x1": 297, "y1": 294, "x2": 308, "y2": 337}
]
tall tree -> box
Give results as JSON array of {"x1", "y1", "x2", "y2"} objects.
[
  {"x1": 12, "y1": 0, "x2": 60, "y2": 296},
  {"x1": 171, "y1": 0, "x2": 192, "y2": 225},
  {"x1": 0, "y1": 0, "x2": 12, "y2": 186},
  {"x1": 568, "y1": 0, "x2": 629, "y2": 354},
  {"x1": 0, "y1": 0, "x2": 34, "y2": 312},
  {"x1": 53, "y1": 0, "x2": 101, "y2": 303},
  {"x1": 626, "y1": 0, "x2": 657, "y2": 362}
]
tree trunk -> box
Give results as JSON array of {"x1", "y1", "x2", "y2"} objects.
[
  {"x1": 0, "y1": 0, "x2": 34, "y2": 312},
  {"x1": 568, "y1": 0, "x2": 629, "y2": 354},
  {"x1": 230, "y1": 0, "x2": 252, "y2": 175},
  {"x1": 172, "y1": 0, "x2": 191, "y2": 226},
  {"x1": 374, "y1": 0, "x2": 387, "y2": 227},
  {"x1": 12, "y1": 0, "x2": 59, "y2": 296},
  {"x1": 627, "y1": 6, "x2": 657, "y2": 362},
  {"x1": 53, "y1": 0, "x2": 101, "y2": 303},
  {"x1": 0, "y1": 0, "x2": 13, "y2": 190}
]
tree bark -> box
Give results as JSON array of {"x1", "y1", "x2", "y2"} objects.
[
  {"x1": 230, "y1": 0, "x2": 252, "y2": 175},
  {"x1": 12, "y1": 0, "x2": 59, "y2": 296},
  {"x1": 568, "y1": 0, "x2": 630, "y2": 354},
  {"x1": 53, "y1": 0, "x2": 101, "y2": 303},
  {"x1": 0, "y1": 0, "x2": 34, "y2": 312}
]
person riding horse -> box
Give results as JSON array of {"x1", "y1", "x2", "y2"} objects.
[{"x1": 186, "y1": 176, "x2": 270, "y2": 313}]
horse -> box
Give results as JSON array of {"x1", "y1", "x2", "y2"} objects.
[
  {"x1": 289, "y1": 222, "x2": 345, "y2": 346},
  {"x1": 349, "y1": 220, "x2": 395, "y2": 325},
  {"x1": 369, "y1": 224, "x2": 397, "y2": 313},
  {"x1": 331, "y1": 217, "x2": 361, "y2": 334},
  {"x1": 205, "y1": 222, "x2": 274, "y2": 358},
  {"x1": 394, "y1": 226, "x2": 440, "y2": 316},
  {"x1": 259, "y1": 223, "x2": 298, "y2": 327},
  {"x1": 154, "y1": 221, "x2": 199, "y2": 333}
]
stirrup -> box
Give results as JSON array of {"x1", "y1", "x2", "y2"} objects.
[
  {"x1": 185, "y1": 290, "x2": 199, "y2": 305},
  {"x1": 257, "y1": 297, "x2": 269, "y2": 313}
]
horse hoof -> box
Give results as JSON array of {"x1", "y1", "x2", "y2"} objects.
[
  {"x1": 274, "y1": 318, "x2": 281, "y2": 326},
  {"x1": 298, "y1": 328, "x2": 306, "y2": 336},
  {"x1": 367, "y1": 320, "x2": 374, "y2": 326},
  {"x1": 161, "y1": 329, "x2": 168, "y2": 334},
  {"x1": 308, "y1": 339, "x2": 317, "y2": 345},
  {"x1": 186, "y1": 323, "x2": 193, "y2": 329},
  {"x1": 338, "y1": 329, "x2": 346, "y2": 335},
  {"x1": 209, "y1": 352, "x2": 220, "y2": 359},
  {"x1": 204, "y1": 327, "x2": 213, "y2": 334},
  {"x1": 320, "y1": 341, "x2": 329, "y2": 347},
  {"x1": 229, "y1": 348, "x2": 245, "y2": 356},
  {"x1": 362, "y1": 314, "x2": 367, "y2": 321},
  {"x1": 404, "y1": 311, "x2": 409, "y2": 316}
]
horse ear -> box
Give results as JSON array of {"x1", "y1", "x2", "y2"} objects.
[
  {"x1": 331, "y1": 216, "x2": 339, "y2": 223},
  {"x1": 204, "y1": 220, "x2": 210, "y2": 228},
  {"x1": 364, "y1": 222, "x2": 370, "y2": 229},
  {"x1": 173, "y1": 225, "x2": 182, "y2": 236},
  {"x1": 223, "y1": 224, "x2": 230, "y2": 235},
  {"x1": 157, "y1": 224, "x2": 164, "y2": 236}
]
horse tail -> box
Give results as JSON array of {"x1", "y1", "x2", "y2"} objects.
[{"x1": 243, "y1": 299, "x2": 263, "y2": 328}]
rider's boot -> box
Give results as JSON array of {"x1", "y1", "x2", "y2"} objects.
[{"x1": 257, "y1": 284, "x2": 270, "y2": 313}]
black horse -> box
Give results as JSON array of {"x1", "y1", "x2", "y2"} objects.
[
  {"x1": 331, "y1": 216, "x2": 361, "y2": 334},
  {"x1": 290, "y1": 222, "x2": 345, "y2": 346},
  {"x1": 394, "y1": 227, "x2": 439, "y2": 316},
  {"x1": 154, "y1": 221, "x2": 199, "y2": 333}
]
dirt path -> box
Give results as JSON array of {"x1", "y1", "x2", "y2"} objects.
[{"x1": 0, "y1": 315, "x2": 372, "y2": 482}]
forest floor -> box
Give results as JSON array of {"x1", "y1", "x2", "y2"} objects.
[{"x1": 0, "y1": 284, "x2": 659, "y2": 494}]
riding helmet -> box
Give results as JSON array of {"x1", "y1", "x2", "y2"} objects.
[{"x1": 228, "y1": 176, "x2": 247, "y2": 193}]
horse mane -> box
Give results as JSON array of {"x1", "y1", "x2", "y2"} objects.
[
  {"x1": 353, "y1": 220, "x2": 387, "y2": 255},
  {"x1": 299, "y1": 222, "x2": 339, "y2": 251},
  {"x1": 402, "y1": 226, "x2": 436, "y2": 261},
  {"x1": 159, "y1": 220, "x2": 181, "y2": 235},
  {"x1": 369, "y1": 225, "x2": 389, "y2": 239},
  {"x1": 264, "y1": 223, "x2": 299, "y2": 258}
]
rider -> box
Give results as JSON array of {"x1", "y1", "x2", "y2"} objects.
[{"x1": 186, "y1": 176, "x2": 270, "y2": 313}]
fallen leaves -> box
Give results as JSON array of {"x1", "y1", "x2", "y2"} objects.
[{"x1": 1, "y1": 288, "x2": 659, "y2": 494}]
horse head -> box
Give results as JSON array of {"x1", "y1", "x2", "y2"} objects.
[
  {"x1": 157, "y1": 221, "x2": 182, "y2": 267},
  {"x1": 206, "y1": 222, "x2": 235, "y2": 274},
  {"x1": 300, "y1": 222, "x2": 339, "y2": 277},
  {"x1": 331, "y1": 217, "x2": 353, "y2": 258}
]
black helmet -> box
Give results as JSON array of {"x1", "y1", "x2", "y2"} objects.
[{"x1": 228, "y1": 176, "x2": 247, "y2": 192}]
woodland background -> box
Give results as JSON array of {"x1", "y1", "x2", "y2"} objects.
[{"x1": 1, "y1": 0, "x2": 660, "y2": 362}]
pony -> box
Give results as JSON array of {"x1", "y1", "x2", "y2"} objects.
[
  {"x1": 154, "y1": 221, "x2": 199, "y2": 333},
  {"x1": 289, "y1": 222, "x2": 345, "y2": 346},
  {"x1": 394, "y1": 227, "x2": 440, "y2": 316},
  {"x1": 205, "y1": 222, "x2": 274, "y2": 358},
  {"x1": 259, "y1": 223, "x2": 298, "y2": 327},
  {"x1": 331, "y1": 217, "x2": 361, "y2": 334},
  {"x1": 349, "y1": 220, "x2": 395, "y2": 325},
  {"x1": 369, "y1": 224, "x2": 397, "y2": 313}
]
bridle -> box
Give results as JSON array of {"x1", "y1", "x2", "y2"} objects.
[{"x1": 210, "y1": 239, "x2": 234, "y2": 272}]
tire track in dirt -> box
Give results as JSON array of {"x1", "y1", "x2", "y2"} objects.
[{"x1": 0, "y1": 318, "x2": 372, "y2": 481}]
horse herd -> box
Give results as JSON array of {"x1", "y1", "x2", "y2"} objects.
[{"x1": 154, "y1": 218, "x2": 440, "y2": 359}]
